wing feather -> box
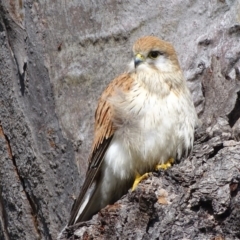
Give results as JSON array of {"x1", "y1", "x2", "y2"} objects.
[{"x1": 68, "y1": 73, "x2": 134, "y2": 225}]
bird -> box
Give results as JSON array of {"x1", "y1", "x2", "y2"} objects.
[{"x1": 68, "y1": 36, "x2": 198, "y2": 226}]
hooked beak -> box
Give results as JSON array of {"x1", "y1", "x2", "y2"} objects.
[{"x1": 134, "y1": 53, "x2": 145, "y2": 68}]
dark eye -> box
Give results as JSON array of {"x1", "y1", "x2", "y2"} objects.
[{"x1": 148, "y1": 51, "x2": 162, "y2": 59}]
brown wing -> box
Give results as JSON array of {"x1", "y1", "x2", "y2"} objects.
[
  {"x1": 68, "y1": 73, "x2": 134, "y2": 225},
  {"x1": 91, "y1": 73, "x2": 134, "y2": 156}
]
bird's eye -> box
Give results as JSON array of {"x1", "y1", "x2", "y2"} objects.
[{"x1": 148, "y1": 51, "x2": 162, "y2": 59}]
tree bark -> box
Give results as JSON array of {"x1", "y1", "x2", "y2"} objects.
[{"x1": 0, "y1": 0, "x2": 240, "y2": 239}]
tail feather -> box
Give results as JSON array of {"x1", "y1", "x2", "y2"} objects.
[
  {"x1": 74, "y1": 181, "x2": 98, "y2": 222},
  {"x1": 68, "y1": 180, "x2": 99, "y2": 225},
  {"x1": 68, "y1": 137, "x2": 113, "y2": 226}
]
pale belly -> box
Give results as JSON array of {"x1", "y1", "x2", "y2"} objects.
[
  {"x1": 104, "y1": 92, "x2": 195, "y2": 180},
  {"x1": 99, "y1": 98, "x2": 191, "y2": 208}
]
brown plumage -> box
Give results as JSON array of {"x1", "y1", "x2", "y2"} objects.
[
  {"x1": 68, "y1": 36, "x2": 198, "y2": 226},
  {"x1": 93, "y1": 73, "x2": 134, "y2": 151},
  {"x1": 68, "y1": 74, "x2": 134, "y2": 225}
]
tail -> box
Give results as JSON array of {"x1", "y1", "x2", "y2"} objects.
[
  {"x1": 68, "y1": 178, "x2": 100, "y2": 226},
  {"x1": 68, "y1": 136, "x2": 114, "y2": 225}
]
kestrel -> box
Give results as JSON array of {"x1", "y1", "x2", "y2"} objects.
[{"x1": 68, "y1": 36, "x2": 198, "y2": 225}]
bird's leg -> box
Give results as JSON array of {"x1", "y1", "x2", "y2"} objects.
[
  {"x1": 155, "y1": 157, "x2": 175, "y2": 171},
  {"x1": 131, "y1": 158, "x2": 175, "y2": 191},
  {"x1": 131, "y1": 172, "x2": 149, "y2": 191}
]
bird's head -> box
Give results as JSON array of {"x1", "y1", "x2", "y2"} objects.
[{"x1": 129, "y1": 36, "x2": 181, "y2": 74}]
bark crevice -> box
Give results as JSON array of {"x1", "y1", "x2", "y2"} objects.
[{"x1": 0, "y1": 123, "x2": 42, "y2": 239}]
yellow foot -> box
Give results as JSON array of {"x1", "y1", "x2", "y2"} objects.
[
  {"x1": 131, "y1": 172, "x2": 149, "y2": 191},
  {"x1": 155, "y1": 158, "x2": 175, "y2": 171}
]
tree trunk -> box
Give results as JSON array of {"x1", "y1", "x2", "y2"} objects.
[{"x1": 0, "y1": 0, "x2": 240, "y2": 239}]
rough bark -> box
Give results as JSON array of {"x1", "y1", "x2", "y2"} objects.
[
  {"x1": 64, "y1": 125, "x2": 240, "y2": 240},
  {"x1": 0, "y1": 0, "x2": 240, "y2": 239}
]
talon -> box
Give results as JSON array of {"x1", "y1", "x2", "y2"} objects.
[
  {"x1": 132, "y1": 172, "x2": 149, "y2": 191},
  {"x1": 155, "y1": 157, "x2": 175, "y2": 171}
]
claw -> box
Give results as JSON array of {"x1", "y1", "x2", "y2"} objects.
[
  {"x1": 131, "y1": 172, "x2": 149, "y2": 191},
  {"x1": 131, "y1": 158, "x2": 174, "y2": 191},
  {"x1": 155, "y1": 158, "x2": 175, "y2": 171}
]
